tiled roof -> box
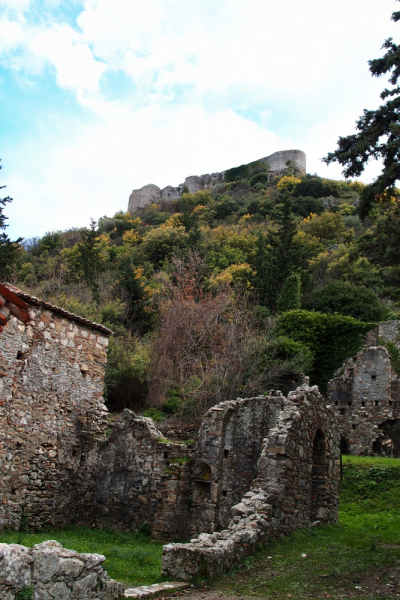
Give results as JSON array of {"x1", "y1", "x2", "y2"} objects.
[{"x1": 3, "y1": 284, "x2": 113, "y2": 335}]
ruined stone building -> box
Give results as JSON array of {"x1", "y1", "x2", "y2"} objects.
[
  {"x1": 328, "y1": 321, "x2": 400, "y2": 457},
  {"x1": 128, "y1": 149, "x2": 306, "y2": 213},
  {"x1": 0, "y1": 283, "x2": 339, "y2": 584},
  {"x1": 0, "y1": 284, "x2": 112, "y2": 531},
  {"x1": 162, "y1": 386, "x2": 338, "y2": 580}
]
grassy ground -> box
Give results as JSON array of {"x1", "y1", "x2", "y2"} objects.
[{"x1": 1, "y1": 456, "x2": 399, "y2": 597}]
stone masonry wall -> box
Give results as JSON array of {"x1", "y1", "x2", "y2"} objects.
[
  {"x1": 93, "y1": 396, "x2": 283, "y2": 542},
  {"x1": 328, "y1": 321, "x2": 400, "y2": 456},
  {"x1": 94, "y1": 409, "x2": 194, "y2": 540},
  {"x1": 185, "y1": 396, "x2": 283, "y2": 538},
  {"x1": 0, "y1": 302, "x2": 111, "y2": 531},
  {"x1": 94, "y1": 394, "x2": 302, "y2": 542},
  {"x1": 0, "y1": 540, "x2": 124, "y2": 600},
  {"x1": 162, "y1": 385, "x2": 339, "y2": 581},
  {"x1": 128, "y1": 150, "x2": 306, "y2": 214}
]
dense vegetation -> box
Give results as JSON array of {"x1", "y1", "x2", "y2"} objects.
[{"x1": 2, "y1": 161, "x2": 400, "y2": 418}]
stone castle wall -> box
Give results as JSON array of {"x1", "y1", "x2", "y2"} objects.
[
  {"x1": 0, "y1": 293, "x2": 112, "y2": 531},
  {"x1": 162, "y1": 385, "x2": 339, "y2": 581},
  {"x1": 327, "y1": 321, "x2": 400, "y2": 456},
  {"x1": 128, "y1": 149, "x2": 306, "y2": 214}
]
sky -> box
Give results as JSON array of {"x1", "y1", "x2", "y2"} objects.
[{"x1": 0, "y1": 0, "x2": 398, "y2": 240}]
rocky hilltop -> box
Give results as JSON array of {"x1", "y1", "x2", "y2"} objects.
[{"x1": 128, "y1": 149, "x2": 306, "y2": 214}]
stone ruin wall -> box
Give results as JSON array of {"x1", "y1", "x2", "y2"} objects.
[
  {"x1": 127, "y1": 149, "x2": 306, "y2": 214},
  {"x1": 93, "y1": 409, "x2": 194, "y2": 540},
  {"x1": 94, "y1": 386, "x2": 339, "y2": 581},
  {"x1": 93, "y1": 395, "x2": 283, "y2": 541},
  {"x1": 162, "y1": 385, "x2": 339, "y2": 581},
  {"x1": 328, "y1": 321, "x2": 400, "y2": 457},
  {"x1": 0, "y1": 540, "x2": 124, "y2": 600},
  {"x1": 0, "y1": 296, "x2": 111, "y2": 531},
  {"x1": 0, "y1": 284, "x2": 341, "y2": 586}
]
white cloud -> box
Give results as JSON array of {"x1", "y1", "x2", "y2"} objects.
[
  {"x1": 31, "y1": 25, "x2": 106, "y2": 95},
  {"x1": 0, "y1": 18, "x2": 24, "y2": 51}
]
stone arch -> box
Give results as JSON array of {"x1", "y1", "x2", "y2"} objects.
[{"x1": 310, "y1": 429, "x2": 329, "y2": 522}]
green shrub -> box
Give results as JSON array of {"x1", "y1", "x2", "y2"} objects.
[
  {"x1": 304, "y1": 281, "x2": 386, "y2": 322},
  {"x1": 276, "y1": 310, "x2": 375, "y2": 393},
  {"x1": 292, "y1": 196, "x2": 324, "y2": 217},
  {"x1": 105, "y1": 335, "x2": 150, "y2": 411},
  {"x1": 250, "y1": 172, "x2": 269, "y2": 187},
  {"x1": 294, "y1": 177, "x2": 325, "y2": 198},
  {"x1": 142, "y1": 408, "x2": 165, "y2": 422},
  {"x1": 379, "y1": 337, "x2": 400, "y2": 375},
  {"x1": 225, "y1": 164, "x2": 250, "y2": 182},
  {"x1": 161, "y1": 386, "x2": 183, "y2": 415}
]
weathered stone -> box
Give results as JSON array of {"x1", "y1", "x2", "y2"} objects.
[
  {"x1": 0, "y1": 540, "x2": 125, "y2": 600},
  {"x1": 0, "y1": 543, "x2": 32, "y2": 588},
  {"x1": 128, "y1": 184, "x2": 162, "y2": 213},
  {"x1": 124, "y1": 582, "x2": 189, "y2": 598},
  {"x1": 127, "y1": 150, "x2": 306, "y2": 214},
  {"x1": 0, "y1": 287, "x2": 112, "y2": 531},
  {"x1": 161, "y1": 384, "x2": 339, "y2": 581},
  {"x1": 328, "y1": 321, "x2": 400, "y2": 456},
  {"x1": 0, "y1": 542, "x2": 124, "y2": 600}
]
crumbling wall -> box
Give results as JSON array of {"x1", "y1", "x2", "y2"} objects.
[
  {"x1": 128, "y1": 150, "x2": 306, "y2": 213},
  {"x1": 0, "y1": 302, "x2": 111, "y2": 530},
  {"x1": 93, "y1": 397, "x2": 283, "y2": 541},
  {"x1": 328, "y1": 320, "x2": 400, "y2": 456},
  {"x1": 0, "y1": 540, "x2": 124, "y2": 600},
  {"x1": 185, "y1": 396, "x2": 282, "y2": 537},
  {"x1": 94, "y1": 409, "x2": 194, "y2": 540},
  {"x1": 162, "y1": 385, "x2": 339, "y2": 581}
]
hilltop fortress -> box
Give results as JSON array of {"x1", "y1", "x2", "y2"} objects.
[{"x1": 128, "y1": 149, "x2": 306, "y2": 214}]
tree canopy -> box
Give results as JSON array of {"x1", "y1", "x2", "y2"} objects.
[{"x1": 324, "y1": 2, "x2": 400, "y2": 217}]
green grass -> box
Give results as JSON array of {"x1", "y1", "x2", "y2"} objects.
[{"x1": 0, "y1": 527, "x2": 165, "y2": 587}]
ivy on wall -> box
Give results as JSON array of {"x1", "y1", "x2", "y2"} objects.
[{"x1": 276, "y1": 310, "x2": 376, "y2": 393}]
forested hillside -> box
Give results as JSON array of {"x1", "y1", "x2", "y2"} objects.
[{"x1": 2, "y1": 163, "x2": 400, "y2": 422}]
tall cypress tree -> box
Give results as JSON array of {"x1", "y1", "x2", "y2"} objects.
[
  {"x1": 277, "y1": 273, "x2": 301, "y2": 313},
  {"x1": 253, "y1": 193, "x2": 300, "y2": 310}
]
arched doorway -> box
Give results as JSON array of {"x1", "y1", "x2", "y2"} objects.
[{"x1": 310, "y1": 429, "x2": 329, "y2": 521}]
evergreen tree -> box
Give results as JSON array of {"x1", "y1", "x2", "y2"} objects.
[
  {"x1": 0, "y1": 159, "x2": 22, "y2": 281},
  {"x1": 116, "y1": 261, "x2": 155, "y2": 334},
  {"x1": 324, "y1": 1, "x2": 400, "y2": 217},
  {"x1": 277, "y1": 273, "x2": 301, "y2": 313},
  {"x1": 253, "y1": 194, "x2": 300, "y2": 310},
  {"x1": 75, "y1": 219, "x2": 103, "y2": 303}
]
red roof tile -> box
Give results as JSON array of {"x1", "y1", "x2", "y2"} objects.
[{"x1": 3, "y1": 283, "x2": 113, "y2": 335}]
